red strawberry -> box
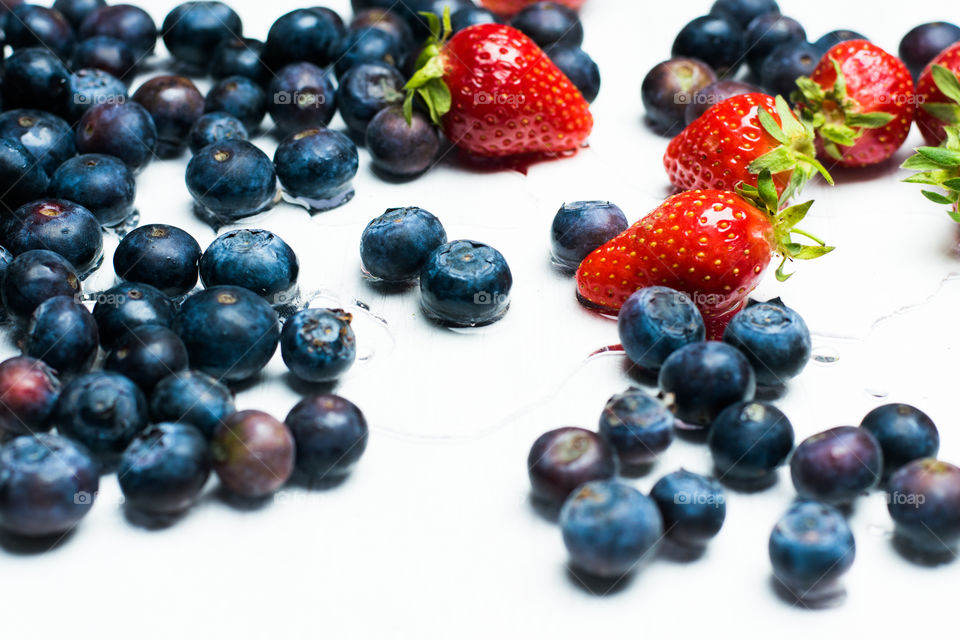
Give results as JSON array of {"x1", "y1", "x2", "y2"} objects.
[
  {"x1": 480, "y1": 0, "x2": 586, "y2": 17},
  {"x1": 794, "y1": 41, "x2": 915, "y2": 168},
  {"x1": 404, "y1": 15, "x2": 592, "y2": 158},
  {"x1": 575, "y1": 172, "x2": 832, "y2": 338},
  {"x1": 915, "y1": 42, "x2": 960, "y2": 146},
  {"x1": 664, "y1": 93, "x2": 831, "y2": 201}
]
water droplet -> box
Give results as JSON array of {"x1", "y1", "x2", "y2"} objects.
[
  {"x1": 811, "y1": 346, "x2": 839, "y2": 364},
  {"x1": 867, "y1": 523, "x2": 893, "y2": 538},
  {"x1": 864, "y1": 386, "x2": 888, "y2": 399}
]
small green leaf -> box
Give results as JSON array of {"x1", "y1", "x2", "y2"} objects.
[
  {"x1": 949, "y1": 206, "x2": 960, "y2": 223},
  {"x1": 931, "y1": 64, "x2": 960, "y2": 104},
  {"x1": 794, "y1": 76, "x2": 825, "y2": 103},
  {"x1": 775, "y1": 95, "x2": 805, "y2": 139},
  {"x1": 749, "y1": 146, "x2": 796, "y2": 174},
  {"x1": 829, "y1": 57, "x2": 847, "y2": 101},
  {"x1": 820, "y1": 123, "x2": 858, "y2": 147},
  {"x1": 775, "y1": 200, "x2": 814, "y2": 229},
  {"x1": 822, "y1": 140, "x2": 844, "y2": 161},
  {"x1": 902, "y1": 153, "x2": 949, "y2": 171},
  {"x1": 922, "y1": 190, "x2": 956, "y2": 205},
  {"x1": 846, "y1": 111, "x2": 895, "y2": 129},
  {"x1": 775, "y1": 256, "x2": 794, "y2": 282},
  {"x1": 756, "y1": 170, "x2": 779, "y2": 213},
  {"x1": 903, "y1": 171, "x2": 951, "y2": 186},
  {"x1": 419, "y1": 11, "x2": 441, "y2": 40},
  {"x1": 921, "y1": 102, "x2": 960, "y2": 124},
  {"x1": 402, "y1": 92, "x2": 415, "y2": 125},
  {"x1": 918, "y1": 146, "x2": 960, "y2": 167},
  {"x1": 758, "y1": 108, "x2": 789, "y2": 144},
  {"x1": 943, "y1": 177, "x2": 960, "y2": 191},
  {"x1": 441, "y1": 6, "x2": 453, "y2": 38},
  {"x1": 790, "y1": 245, "x2": 835, "y2": 260}
]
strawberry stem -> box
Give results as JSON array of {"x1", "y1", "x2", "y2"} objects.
[
  {"x1": 402, "y1": 9, "x2": 454, "y2": 126},
  {"x1": 921, "y1": 64, "x2": 960, "y2": 125},
  {"x1": 902, "y1": 124, "x2": 960, "y2": 221}
]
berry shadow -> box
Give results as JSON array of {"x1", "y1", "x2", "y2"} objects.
[
  {"x1": 716, "y1": 468, "x2": 780, "y2": 493},
  {"x1": 281, "y1": 372, "x2": 338, "y2": 398},
  {"x1": 122, "y1": 504, "x2": 190, "y2": 531},
  {"x1": 618, "y1": 460, "x2": 657, "y2": 479},
  {"x1": 529, "y1": 493, "x2": 561, "y2": 524},
  {"x1": 564, "y1": 564, "x2": 635, "y2": 596},
  {"x1": 769, "y1": 575, "x2": 847, "y2": 610},
  {"x1": 657, "y1": 539, "x2": 708, "y2": 563},
  {"x1": 287, "y1": 468, "x2": 351, "y2": 491},
  {"x1": 891, "y1": 534, "x2": 958, "y2": 567},
  {"x1": 0, "y1": 528, "x2": 76, "y2": 555},
  {"x1": 215, "y1": 484, "x2": 275, "y2": 512}
]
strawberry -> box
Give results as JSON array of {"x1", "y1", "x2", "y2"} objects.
[
  {"x1": 902, "y1": 125, "x2": 960, "y2": 223},
  {"x1": 794, "y1": 41, "x2": 915, "y2": 168},
  {"x1": 663, "y1": 93, "x2": 831, "y2": 201},
  {"x1": 915, "y1": 43, "x2": 960, "y2": 146},
  {"x1": 404, "y1": 12, "x2": 592, "y2": 158},
  {"x1": 480, "y1": 0, "x2": 586, "y2": 18},
  {"x1": 575, "y1": 171, "x2": 832, "y2": 338}
]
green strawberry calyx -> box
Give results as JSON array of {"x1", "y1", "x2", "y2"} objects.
[
  {"x1": 921, "y1": 64, "x2": 960, "y2": 126},
  {"x1": 402, "y1": 9, "x2": 454, "y2": 126},
  {"x1": 737, "y1": 170, "x2": 835, "y2": 281},
  {"x1": 793, "y1": 58, "x2": 897, "y2": 161},
  {"x1": 902, "y1": 125, "x2": 960, "y2": 223}
]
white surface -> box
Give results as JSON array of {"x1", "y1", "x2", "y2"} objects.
[{"x1": 2, "y1": 0, "x2": 959, "y2": 638}]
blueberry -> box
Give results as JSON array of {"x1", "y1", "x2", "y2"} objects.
[
  {"x1": 708, "y1": 401, "x2": 794, "y2": 483},
  {"x1": 52, "y1": 0, "x2": 104, "y2": 31},
  {"x1": 618, "y1": 287, "x2": 705, "y2": 371},
  {"x1": 510, "y1": 2, "x2": 582, "y2": 48},
  {"x1": 2, "y1": 249, "x2": 79, "y2": 321},
  {"x1": 2, "y1": 47, "x2": 70, "y2": 114},
  {"x1": 0, "y1": 356, "x2": 60, "y2": 438},
  {"x1": 350, "y1": 9, "x2": 413, "y2": 49},
  {"x1": 790, "y1": 427, "x2": 883, "y2": 505},
  {"x1": 105, "y1": 325, "x2": 189, "y2": 393},
  {"x1": 113, "y1": 224, "x2": 200, "y2": 297},
  {"x1": 55, "y1": 371, "x2": 148, "y2": 461},
  {"x1": 211, "y1": 409, "x2": 294, "y2": 497},
  {"x1": 336, "y1": 62, "x2": 405, "y2": 137},
  {"x1": 187, "y1": 111, "x2": 248, "y2": 154},
  {"x1": 658, "y1": 342, "x2": 756, "y2": 427},
  {"x1": 274, "y1": 127, "x2": 359, "y2": 212},
  {"x1": 209, "y1": 37, "x2": 270, "y2": 85},
  {"x1": 860, "y1": 404, "x2": 939, "y2": 478},
  {"x1": 560, "y1": 480, "x2": 663, "y2": 578},
  {"x1": 161, "y1": 1, "x2": 243, "y2": 69},
  {"x1": 420, "y1": 240, "x2": 512, "y2": 327},
  {"x1": 744, "y1": 13, "x2": 806, "y2": 77},
  {"x1": 204, "y1": 75, "x2": 267, "y2": 132},
  {"x1": 198, "y1": 228, "x2": 299, "y2": 302},
  {"x1": 92, "y1": 282, "x2": 175, "y2": 348},
  {"x1": 0, "y1": 138, "x2": 50, "y2": 212},
  {"x1": 264, "y1": 8, "x2": 340, "y2": 70},
  {"x1": 672, "y1": 15, "x2": 745, "y2": 78},
  {"x1": 78, "y1": 4, "x2": 157, "y2": 60},
  {"x1": 759, "y1": 40, "x2": 821, "y2": 100},
  {"x1": 24, "y1": 295, "x2": 99, "y2": 376},
  {"x1": 543, "y1": 45, "x2": 600, "y2": 103},
  {"x1": 887, "y1": 459, "x2": 960, "y2": 556},
  {"x1": 5, "y1": 5, "x2": 75, "y2": 60},
  {"x1": 650, "y1": 470, "x2": 726, "y2": 547},
  {"x1": 280, "y1": 308, "x2": 356, "y2": 383},
  {"x1": 450, "y1": 7, "x2": 499, "y2": 33},
  {"x1": 266, "y1": 62, "x2": 337, "y2": 134},
  {"x1": 899, "y1": 22, "x2": 960, "y2": 78},
  {"x1": 642, "y1": 58, "x2": 718, "y2": 135},
  {"x1": 118, "y1": 422, "x2": 210, "y2": 515},
  {"x1": 723, "y1": 298, "x2": 811, "y2": 387},
  {"x1": 770, "y1": 500, "x2": 855, "y2": 596},
  {"x1": 684, "y1": 80, "x2": 760, "y2": 125},
  {"x1": 812, "y1": 30, "x2": 867, "y2": 54},
  {"x1": 550, "y1": 201, "x2": 627, "y2": 271},
  {"x1": 360, "y1": 206, "x2": 447, "y2": 282},
  {"x1": 71, "y1": 36, "x2": 136, "y2": 81},
  {"x1": 709, "y1": 0, "x2": 779, "y2": 29},
  {"x1": 75, "y1": 101, "x2": 158, "y2": 173},
  {"x1": 527, "y1": 427, "x2": 616, "y2": 505},
  {"x1": 66, "y1": 67, "x2": 127, "y2": 123},
  {"x1": 0, "y1": 434, "x2": 98, "y2": 537},
  {"x1": 285, "y1": 394, "x2": 368, "y2": 480},
  {"x1": 334, "y1": 27, "x2": 405, "y2": 78},
  {"x1": 132, "y1": 75, "x2": 205, "y2": 157},
  {"x1": 176, "y1": 285, "x2": 280, "y2": 382},
  {"x1": 185, "y1": 140, "x2": 278, "y2": 223},
  {"x1": 149, "y1": 370, "x2": 234, "y2": 439},
  {"x1": 598, "y1": 388, "x2": 675, "y2": 465},
  {"x1": 0, "y1": 109, "x2": 75, "y2": 178},
  {"x1": 2, "y1": 199, "x2": 103, "y2": 274},
  {"x1": 365, "y1": 106, "x2": 440, "y2": 178}
]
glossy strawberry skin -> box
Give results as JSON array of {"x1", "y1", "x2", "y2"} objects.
[
  {"x1": 480, "y1": 0, "x2": 585, "y2": 17},
  {"x1": 440, "y1": 24, "x2": 593, "y2": 157},
  {"x1": 916, "y1": 42, "x2": 960, "y2": 146}
]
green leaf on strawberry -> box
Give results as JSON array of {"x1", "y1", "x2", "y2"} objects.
[{"x1": 902, "y1": 125, "x2": 960, "y2": 221}]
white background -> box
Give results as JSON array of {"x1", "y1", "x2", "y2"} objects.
[{"x1": 2, "y1": 0, "x2": 959, "y2": 638}]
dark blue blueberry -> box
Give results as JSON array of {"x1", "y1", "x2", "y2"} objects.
[
  {"x1": 204, "y1": 75, "x2": 266, "y2": 132},
  {"x1": 161, "y1": 1, "x2": 243, "y2": 69},
  {"x1": 50, "y1": 154, "x2": 136, "y2": 227},
  {"x1": 55, "y1": 371, "x2": 148, "y2": 461},
  {"x1": 3, "y1": 199, "x2": 103, "y2": 274},
  {"x1": 53, "y1": 0, "x2": 104, "y2": 30},
  {"x1": 71, "y1": 36, "x2": 136, "y2": 81},
  {"x1": 900, "y1": 22, "x2": 960, "y2": 78},
  {"x1": 790, "y1": 427, "x2": 883, "y2": 505},
  {"x1": 658, "y1": 341, "x2": 756, "y2": 427},
  {"x1": 598, "y1": 388, "x2": 675, "y2": 465},
  {"x1": 334, "y1": 27, "x2": 405, "y2": 78},
  {"x1": 209, "y1": 37, "x2": 270, "y2": 85},
  {"x1": 860, "y1": 404, "x2": 939, "y2": 478},
  {"x1": 274, "y1": 127, "x2": 358, "y2": 211},
  {"x1": 0, "y1": 109, "x2": 75, "y2": 178},
  {"x1": 888, "y1": 459, "x2": 960, "y2": 556},
  {"x1": 187, "y1": 111, "x2": 248, "y2": 154},
  {"x1": 210, "y1": 409, "x2": 294, "y2": 497},
  {"x1": 2, "y1": 249, "x2": 79, "y2": 321},
  {"x1": 78, "y1": 4, "x2": 157, "y2": 59},
  {"x1": 709, "y1": 0, "x2": 779, "y2": 29},
  {"x1": 285, "y1": 394, "x2": 368, "y2": 480},
  {"x1": 5, "y1": 5, "x2": 75, "y2": 60},
  {"x1": 199, "y1": 229, "x2": 299, "y2": 302},
  {"x1": 185, "y1": 140, "x2": 278, "y2": 223},
  {"x1": 350, "y1": 9, "x2": 413, "y2": 50},
  {"x1": 118, "y1": 422, "x2": 210, "y2": 515},
  {"x1": 336, "y1": 62, "x2": 405, "y2": 137},
  {"x1": 813, "y1": 30, "x2": 868, "y2": 54},
  {"x1": 551, "y1": 201, "x2": 627, "y2": 271},
  {"x1": 149, "y1": 370, "x2": 234, "y2": 439},
  {"x1": 113, "y1": 224, "x2": 200, "y2": 297},
  {"x1": 450, "y1": 7, "x2": 499, "y2": 33},
  {"x1": 560, "y1": 480, "x2": 663, "y2": 578},
  {"x1": 366, "y1": 106, "x2": 440, "y2": 178},
  {"x1": 528, "y1": 427, "x2": 616, "y2": 505},
  {"x1": 708, "y1": 401, "x2": 794, "y2": 483},
  {"x1": 510, "y1": 2, "x2": 582, "y2": 48},
  {"x1": 176, "y1": 285, "x2": 280, "y2": 382},
  {"x1": 360, "y1": 206, "x2": 447, "y2": 283},
  {"x1": 24, "y1": 295, "x2": 98, "y2": 376},
  {"x1": 1, "y1": 47, "x2": 70, "y2": 114},
  {"x1": 723, "y1": 298, "x2": 811, "y2": 387},
  {"x1": 92, "y1": 281, "x2": 175, "y2": 348},
  {"x1": 0, "y1": 433, "x2": 98, "y2": 537},
  {"x1": 132, "y1": 75, "x2": 205, "y2": 157},
  {"x1": 66, "y1": 67, "x2": 127, "y2": 123},
  {"x1": 642, "y1": 58, "x2": 717, "y2": 135},
  {"x1": 543, "y1": 45, "x2": 600, "y2": 103},
  {"x1": 420, "y1": 240, "x2": 512, "y2": 327},
  {"x1": 0, "y1": 356, "x2": 60, "y2": 438},
  {"x1": 650, "y1": 470, "x2": 726, "y2": 547},
  {"x1": 769, "y1": 500, "x2": 855, "y2": 593},
  {"x1": 267, "y1": 62, "x2": 337, "y2": 134},
  {"x1": 264, "y1": 8, "x2": 340, "y2": 69},
  {"x1": 685, "y1": 79, "x2": 759, "y2": 124},
  {"x1": 75, "y1": 101, "x2": 158, "y2": 173},
  {"x1": 105, "y1": 325, "x2": 188, "y2": 393},
  {"x1": 0, "y1": 138, "x2": 50, "y2": 213},
  {"x1": 311, "y1": 7, "x2": 345, "y2": 38},
  {"x1": 618, "y1": 287, "x2": 705, "y2": 371},
  {"x1": 672, "y1": 15, "x2": 745, "y2": 78},
  {"x1": 744, "y1": 13, "x2": 806, "y2": 77},
  {"x1": 281, "y1": 308, "x2": 356, "y2": 383},
  {"x1": 759, "y1": 40, "x2": 822, "y2": 100}
]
